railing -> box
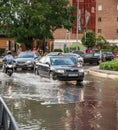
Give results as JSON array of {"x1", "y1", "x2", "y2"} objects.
[{"x1": 0, "y1": 97, "x2": 19, "y2": 130}]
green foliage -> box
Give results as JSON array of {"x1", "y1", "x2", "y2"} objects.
[
  {"x1": 0, "y1": 0, "x2": 76, "y2": 49},
  {"x1": 81, "y1": 30, "x2": 96, "y2": 48},
  {"x1": 53, "y1": 48, "x2": 63, "y2": 52},
  {"x1": 99, "y1": 59, "x2": 118, "y2": 71},
  {"x1": 110, "y1": 44, "x2": 118, "y2": 52},
  {"x1": 96, "y1": 35, "x2": 110, "y2": 50},
  {"x1": 0, "y1": 48, "x2": 5, "y2": 56},
  {"x1": 70, "y1": 42, "x2": 86, "y2": 51},
  {"x1": 64, "y1": 47, "x2": 69, "y2": 53}
]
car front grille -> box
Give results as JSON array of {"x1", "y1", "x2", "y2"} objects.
[
  {"x1": 65, "y1": 69, "x2": 78, "y2": 72},
  {"x1": 17, "y1": 61, "x2": 25, "y2": 64}
]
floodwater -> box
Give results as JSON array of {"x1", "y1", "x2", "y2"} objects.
[{"x1": 0, "y1": 71, "x2": 118, "y2": 130}]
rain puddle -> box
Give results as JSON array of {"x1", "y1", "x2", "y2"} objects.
[{"x1": 0, "y1": 72, "x2": 118, "y2": 130}]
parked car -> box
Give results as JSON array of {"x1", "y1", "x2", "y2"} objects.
[
  {"x1": 84, "y1": 52, "x2": 101, "y2": 65},
  {"x1": 14, "y1": 51, "x2": 41, "y2": 71},
  {"x1": 35, "y1": 55, "x2": 85, "y2": 83},
  {"x1": 102, "y1": 52, "x2": 115, "y2": 61},
  {"x1": 62, "y1": 53, "x2": 84, "y2": 66},
  {"x1": 83, "y1": 51, "x2": 114, "y2": 65},
  {"x1": 46, "y1": 52, "x2": 63, "y2": 56},
  {"x1": 70, "y1": 50, "x2": 85, "y2": 57}
]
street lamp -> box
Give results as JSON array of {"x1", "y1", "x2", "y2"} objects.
[
  {"x1": 66, "y1": 30, "x2": 70, "y2": 47},
  {"x1": 85, "y1": 10, "x2": 90, "y2": 42},
  {"x1": 76, "y1": 0, "x2": 79, "y2": 50}
]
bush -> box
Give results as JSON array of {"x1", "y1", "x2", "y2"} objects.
[
  {"x1": 99, "y1": 59, "x2": 118, "y2": 71},
  {"x1": 0, "y1": 48, "x2": 5, "y2": 57},
  {"x1": 53, "y1": 48, "x2": 63, "y2": 52}
]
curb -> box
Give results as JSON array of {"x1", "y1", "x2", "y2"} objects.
[{"x1": 87, "y1": 66, "x2": 118, "y2": 80}]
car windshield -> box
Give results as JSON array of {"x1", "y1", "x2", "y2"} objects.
[
  {"x1": 17, "y1": 52, "x2": 34, "y2": 58},
  {"x1": 51, "y1": 57, "x2": 75, "y2": 66}
]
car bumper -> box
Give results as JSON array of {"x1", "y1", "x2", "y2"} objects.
[
  {"x1": 14, "y1": 64, "x2": 34, "y2": 70},
  {"x1": 53, "y1": 72, "x2": 84, "y2": 81}
]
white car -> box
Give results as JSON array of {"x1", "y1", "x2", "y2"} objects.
[{"x1": 63, "y1": 53, "x2": 84, "y2": 66}]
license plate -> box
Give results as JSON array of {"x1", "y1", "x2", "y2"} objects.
[
  {"x1": 17, "y1": 68, "x2": 22, "y2": 71},
  {"x1": 68, "y1": 74, "x2": 78, "y2": 77}
]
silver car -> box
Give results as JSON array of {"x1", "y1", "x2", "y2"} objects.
[{"x1": 14, "y1": 51, "x2": 41, "y2": 71}]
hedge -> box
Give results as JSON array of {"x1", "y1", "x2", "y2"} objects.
[{"x1": 99, "y1": 59, "x2": 118, "y2": 71}]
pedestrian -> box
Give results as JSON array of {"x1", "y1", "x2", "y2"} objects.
[
  {"x1": 17, "y1": 46, "x2": 22, "y2": 55},
  {"x1": 32, "y1": 47, "x2": 37, "y2": 52}
]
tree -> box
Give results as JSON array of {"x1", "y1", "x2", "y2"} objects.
[
  {"x1": 96, "y1": 35, "x2": 109, "y2": 50},
  {"x1": 0, "y1": 0, "x2": 76, "y2": 49},
  {"x1": 81, "y1": 30, "x2": 96, "y2": 48}
]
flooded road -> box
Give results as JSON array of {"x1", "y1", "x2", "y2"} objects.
[{"x1": 0, "y1": 71, "x2": 118, "y2": 130}]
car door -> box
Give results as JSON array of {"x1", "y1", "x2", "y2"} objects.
[
  {"x1": 84, "y1": 53, "x2": 93, "y2": 63},
  {"x1": 38, "y1": 56, "x2": 50, "y2": 77},
  {"x1": 93, "y1": 52, "x2": 100, "y2": 63}
]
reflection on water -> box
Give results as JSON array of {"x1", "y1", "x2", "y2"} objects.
[{"x1": 0, "y1": 72, "x2": 118, "y2": 130}]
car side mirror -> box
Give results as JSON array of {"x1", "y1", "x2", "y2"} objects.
[
  {"x1": 45, "y1": 62, "x2": 50, "y2": 66},
  {"x1": 34, "y1": 56, "x2": 38, "y2": 59}
]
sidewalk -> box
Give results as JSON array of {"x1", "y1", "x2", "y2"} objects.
[{"x1": 87, "y1": 66, "x2": 118, "y2": 80}]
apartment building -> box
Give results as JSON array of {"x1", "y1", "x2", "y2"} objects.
[
  {"x1": 96, "y1": 0, "x2": 118, "y2": 42},
  {"x1": 0, "y1": 0, "x2": 118, "y2": 51},
  {"x1": 54, "y1": 0, "x2": 118, "y2": 49}
]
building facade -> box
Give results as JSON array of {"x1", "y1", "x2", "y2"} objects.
[
  {"x1": 0, "y1": 0, "x2": 118, "y2": 51},
  {"x1": 54, "y1": 0, "x2": 118, "y2": 49}
]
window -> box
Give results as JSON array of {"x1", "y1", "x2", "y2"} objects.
[
  {"x1": 91, "y1": 7, "x2": 95, "y2": 13},
  {"x1": 98, "y1": 29, "x2": 102, "y2": 33},
  {"x1": 98, "y1": 5, "x2": 102, "y2": 11},
  {"x1": 98, "y1": 17, "x2": 102, "y2": 22}
]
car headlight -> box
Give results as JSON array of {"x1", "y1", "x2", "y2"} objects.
[
  {"x1": 77, "y1": 63, "x2": 82, "y2": 67},
  {"x1": 26, "y1": 61, "x2": 32, "y2": 64},
  {"x1": 79, "y1": 68, "x2": 84, "y2": 72},
  {"x1": 55, "y1": 70, "x2": 65, "y2": 73}
]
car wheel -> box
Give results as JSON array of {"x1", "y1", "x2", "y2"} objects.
[
  {"x1": 35, "y1": 68, "x2": 39, "y2": 75},
  {"x1": 14, "y1": 67, "x2": 17, "y2": 72},
  {"x1": 97, "y1": 60, "x2": 102, "y2": 65},
  {"x1": 76, "y1": 79, "x2": 83, "y2": 84},
  {"x1": 97, "y1": 61, "x2": 100, "y2": 65},
  {"x1": 50, "y1": 72, "x2": 57, "y2": 80},
  {"x1": 50, "y1": 72, "x2": 54, "y2": 80}
]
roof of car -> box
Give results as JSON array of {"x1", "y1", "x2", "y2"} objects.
[{"x1": 46, "y1": 52, "x2": 63, "y2": 56}]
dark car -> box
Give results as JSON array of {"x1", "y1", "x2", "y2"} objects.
[
  {"x1": 83, "y1": 51, "x2": 114, "y2": 65},
  {"x1": 83, "y1": 52, "x2": 101, "y2": 65},
  {"x1": 35, "y1": 55, "x2": 84, "y2": 83},
  {"x1": 102, "y1": 52, "x2": 115, "y2": 61},
  {"x1": 14, "y1": 51, "x2": 41, "y2": 71}
]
